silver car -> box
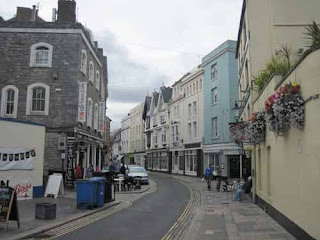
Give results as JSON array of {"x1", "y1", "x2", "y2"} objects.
[{"x1": 127, "y1": 166, "x2": 149, "y2": 184}]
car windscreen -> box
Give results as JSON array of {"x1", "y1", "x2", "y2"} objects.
[{"x1": 129, "y1": 167, "x2": 146, "y2": 173}]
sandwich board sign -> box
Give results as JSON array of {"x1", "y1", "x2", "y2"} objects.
[
  {"x1": 0, "y1": 186, "x2": 20, "y2": 231},
  {"x1": 44, "y1": 174, "x2": 64, "y2": 199}
]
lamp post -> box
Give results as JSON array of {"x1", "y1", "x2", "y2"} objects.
[{"x1": 232, "y1": 101, "x2": 243, "y2": 179}]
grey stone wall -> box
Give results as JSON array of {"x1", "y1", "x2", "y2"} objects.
[{"x1": 0, "y1": 29, "x2": 106, "y2": 174}]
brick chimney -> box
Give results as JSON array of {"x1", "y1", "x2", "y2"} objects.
[{"x1": 57, "y1": 0, "x2": 76, "y2": 23}]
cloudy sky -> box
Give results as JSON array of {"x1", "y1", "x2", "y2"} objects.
[{"x1": 0, "y1": 0, "x2": 243, "y2": 130}]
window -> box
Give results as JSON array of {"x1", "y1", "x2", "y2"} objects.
[
  {"x1": 95, "y1": 71, "x2": 100, "y2": 90},
  {"x1": 1, "y1": 85, "x2": 19, "y2": 118},
  {"x1": 177, "y1": 105, "x2": 179, "y2": 118},
  {"x1": 81, "y1": 50, "x2": 87, "y2": 74},
  {"x1": 212, "y1": 117, "x2": 218, "y2": 138},
  {"x1": 89, "y1": 61, "x2": 94, "y2": 82},
  {"x1": 30, "y1": 42, "x2": 53, "y2": 67},
  {"x1": 193, "y1": 83, "x2": 195, "y2": 94},
  {"x1": 188, "y1": 123, "x2": 192, "y2": 139},
  {"x1": 26, "y1": 83, "x2": 50, "y2": 115},
  {"x1": 193, "y1": 101, "x2": 197, "y2": 116},
  {"x1": 94, "y1": 103, "x2": 99, "y2": 130},
  {"x1": 188, "y1": 103, "x2": 192, "y2": 118},
  {"x1": 162, "y1": 130, "x2": 166, "y2": 143},
  {"x1": 187, "y1": 86, "x2": 189, "y2": 96},
  {"x1": 211, "y1": 63, "x2": 218, "y2": 80},
  {"x1": 211, "y1": 88, "x2": 217, "y2": 104},
  {"x1": 193, "y1": 122, "x2": 197, "y2": 138},
  {"x1": 199, "y1": 79, "x2": 202, "y2": 90},
  {"x1": 87, "y1": 98, "x2": 93, "y2": 127},
  {"x1": 196, "y1": 81, "x2": 198, "y2": 92}
]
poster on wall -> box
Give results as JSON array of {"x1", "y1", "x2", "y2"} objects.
[
  {"x1": 99, "y1": 101, "x2": 105, "y2": 132},
  {"x1": 78, "y1": 82, "x2": 87, "y2": 123},
  {"x1": 1, "y1": 177, "x2": 32, "y2": 200},
  {"x1": 0, "y1": 147, "x2": 35, "y2": 170}
]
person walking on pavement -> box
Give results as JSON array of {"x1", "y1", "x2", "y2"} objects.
[
  {"x1": 204, "y1": 164, "x2": 213, "y2": 189},
  {"x1": 85, "y1": 163, "x2": 93, "y2": 179},
  {"x1": 120, "y1": 163, "x2": 126, "y2": 175},
  {"x1": 75, "y1": 164, "x2": 83, "y2": 179}
]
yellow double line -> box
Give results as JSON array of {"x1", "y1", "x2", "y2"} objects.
[
  {"x1": 161, "y1": 180, "x2": 194, "y2": 240},
  {"x1": 44, "y1": 202, "x2": 131, "y2": 240}
]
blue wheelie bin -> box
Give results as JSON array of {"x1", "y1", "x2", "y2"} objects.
[
  {"x1": 76, "y1": 179, "x2": 98, "y2": 209},
  {"x1": 91, "y1": 177, "x2": 106, "y2": 207}
]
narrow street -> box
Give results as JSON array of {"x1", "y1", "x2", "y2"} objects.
[{"x1": 52, "y1": 173, "x2": 190, "y2": 240}]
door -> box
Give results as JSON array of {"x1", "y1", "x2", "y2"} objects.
[{"x1": 229, "y1": 156, "x2": 240, "y2": 178}]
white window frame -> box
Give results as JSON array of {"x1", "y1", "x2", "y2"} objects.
[
  {"x1": 193, "y1": 121, "x2": 197, "y2": 138},
  {"x1": 211, "y1": 63, "x2": 218, "y2": 80},
  {"x1": 87, "y1": 98, "x2": 93, "y2": 127},
  {"x1": 26, "y1": 83, "x2": 50, "y2": 115},
  {"x1": 1, "y1": 85, "x2": 19, "y2": 118},
  {"x1": 30, "y1": 42, "x2": 53, "y2": 68},
  {"x1": 212, "y1": 117, "x2": 219, "y2": 138},
  {"x1": 89, "y1": 61, "x2": 94, "y2": 83},
  {"x1": 211, "y1": 87, "x2": 218, "y2": 104},
  {"x1": 94, "y1": 103, "x2": 99, "y2": 130},
  {"x1": 188, "y1": 123, "x2": 192, "y2": 139},
  {"x1": 95, "y1": 70, "x2": 100, "y2": 91},
  {"x1": 193, "y1": 101, "x2": 197, "y2": 117},
  {"x1": 80, "y1": 49, "x2": 87, "y2": 75}
]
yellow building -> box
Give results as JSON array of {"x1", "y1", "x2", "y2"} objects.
[{"x1": 252, "y1": 47, "x2": 320, "y2": 239}]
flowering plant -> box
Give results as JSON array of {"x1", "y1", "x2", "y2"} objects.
[
  {"x1": 266, "y1": 82, "x2": 304, "y2": 135},
  {"x1": 245, "y1": 111, "x2": 266, "y2": 144}
]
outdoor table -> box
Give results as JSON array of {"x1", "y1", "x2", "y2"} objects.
[{"x1": 114, "y1": 177, "x2": 124, "y2": 192}]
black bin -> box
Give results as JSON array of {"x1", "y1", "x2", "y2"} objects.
[
  {"x1": 93, "y1": 171, "x2": 114, "y2": 203},
  {"x1": 35, "y1": 203, "x2": 56, "y2": 220}
]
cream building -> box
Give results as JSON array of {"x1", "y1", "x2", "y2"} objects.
[
  {"x1": 180, "y1": 66, "x2": 204, "y2": 177},
  {"x1": 252, "y1": 47, "x2": 320, "y2": 240},
  {"x1": 236, "y1": 1, "x2": 320, "y2": 239},
  {"x1": 237, "y1": 0, "x2": 320, "y2": 121},
  {"x1": 120, "y1": 114, "x2": 131, "y2": 165},
  {"x1": 169, "y1": 79, "x2": 184, "y2": 174},
  {"x1": 0, "y1": 118, "x2": 45, "y2": 199},
  {"x1": 130, "y1": 103, "x2": 145, "y2": 167}
]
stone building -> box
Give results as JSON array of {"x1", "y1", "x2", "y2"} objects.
[{"x1": 0, "y1": 0, "x2": 108, "y2": 186}]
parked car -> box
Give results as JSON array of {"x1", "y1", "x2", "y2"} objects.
[{"x1": 127, "y1": 165, "x2": 148, "y2": 184}]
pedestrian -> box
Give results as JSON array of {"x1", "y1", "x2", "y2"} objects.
[
  {"x1": 120, "y1": 163, "x2": 126, "y2": 175},
  {"x1": 204, "y1": 164, "x2": 213, "y2": 189},
  {"x1": 234, "y1": 179, "x2": 243, "y2": 201},
  {"x1": 85, "y1": 164, "x2": 93, "y2": 179},
  {"x1": 75, "y1": 163, "x2": 83, "y2": 179}
]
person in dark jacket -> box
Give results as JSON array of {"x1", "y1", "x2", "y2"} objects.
[{"x1": 120, "y1": 164, "x2": 126, "y2": 175}]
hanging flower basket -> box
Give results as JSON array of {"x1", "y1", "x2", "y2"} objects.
[
  {"x1": 245, "y1": 111, "x2": 266, "y2": 144},
  {"x1": 266, "y1": 82, "x2": 304, "y2": 135}
]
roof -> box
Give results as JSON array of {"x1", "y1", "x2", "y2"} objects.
[
  {"x1": 0, "y1": 117, "x2": 45, "y2": 127},
  {"x1": 110, "y1": 128, "x2": 121, "y2": 142},
  {"x1": 235, "y1": 0, "x2": 246, "y2": 58},
  {"x1": 161, "y1": 87, "x2": 172, "y2": 103},
  {"x1": 142, "y1": 96, "x2": 152, "y2": 120},
  {"x1": 153, "y1": 92, "x2": 159, "y2": 107}
]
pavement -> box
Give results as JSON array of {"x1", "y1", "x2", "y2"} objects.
[
  {"x1": 0, "y1": 182, "x2": 152, "y2": 240},
  {"x1": 161, "y1": 173, "x2": 296, "y2": 240},
  {"x1": 0, "y1": 173, "x2": 296, "y2": 240}
]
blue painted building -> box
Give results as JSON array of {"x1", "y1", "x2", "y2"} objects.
[{"x1": 202, "y1": 40, "x2": 247, "y2": 178}]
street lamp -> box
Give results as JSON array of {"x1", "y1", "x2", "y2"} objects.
[{"x1": 232, "y1": 101, "x2": 241, "y2": 122}]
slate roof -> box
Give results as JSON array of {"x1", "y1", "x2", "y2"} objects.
[
  {"x1": 142, "y1": 96, "x2": 152, "y2": 120},
  {"x1": 162, "y1": 87, "x2": 172, "y2": 103}
]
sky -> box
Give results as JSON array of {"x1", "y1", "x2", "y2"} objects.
[{"x1": 0, "y1": 0, "x2": 243, "y2": 130}]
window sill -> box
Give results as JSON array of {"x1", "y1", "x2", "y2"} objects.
[
  {"x1": 211, "y1": 102, "x2": 218, "y2": 106},
  {"x1": 30, "y1": 64, "x2": 51, "y2": 68},
  {"x1": 2, "y1": 114, "x2": 17, "y2": 118},
  {"x1": 29, "y1": 111, "x2": 48, "y2": 116},
  {"x1": 211, "y1": 135, "x2": 220, "y2": 140}
]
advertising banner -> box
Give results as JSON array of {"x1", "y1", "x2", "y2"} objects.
[
  {"x1": 78, "y1": 82, "x2": 87, "y2": 122},
  {"x1": 99, "y1": 101, "x2": 105, "y2": 132},
  {"x1": 0, "y1": 148, "x2": 35, "y2": 170}
]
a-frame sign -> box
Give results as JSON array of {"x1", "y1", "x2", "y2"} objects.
[{"x1": 0, "y1": 185, "x2": 20, "y2": 231}]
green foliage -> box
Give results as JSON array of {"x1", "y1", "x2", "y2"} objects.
[
  {"x1": 305, "y1": 21, "x2": 320, "y2": 47},
  {"x1": 253, "y1": 56, "x2": 290, "y2": 91}
]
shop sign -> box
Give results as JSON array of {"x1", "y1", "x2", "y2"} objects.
[
  {"x1": 99, "y1": 101, "x2": 105, "y2": 132},
  {"x1": 65, "y1": 141, "x2": 75, "y2": 188},
  {"x1": 78, "y1": 82, "x2": 87, "y2": 123}
]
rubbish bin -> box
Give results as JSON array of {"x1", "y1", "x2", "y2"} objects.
[
  {"x1": 91, "y1": 177, "x2": 106, "y2": 207},
  {"x1": 93, "y1": 171, "x2": 115, "y2": 203},
  {"x1": 76, "y1": 179, "x2": 98, "y2": 209}
]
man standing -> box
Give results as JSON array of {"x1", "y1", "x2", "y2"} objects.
[{"x1": 204, "y1": 164, "x2": 213, "y2": 189}]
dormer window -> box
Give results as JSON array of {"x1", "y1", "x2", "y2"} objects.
[{"x1": 30, "y1": 42, "x2": 53, "y2": 67}]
